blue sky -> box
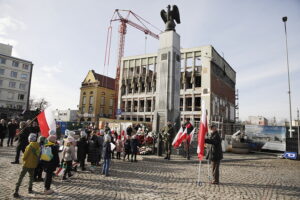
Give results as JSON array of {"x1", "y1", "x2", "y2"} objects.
[{"x1": 0, "y1": 0, "x2": 299, "y2": 121}]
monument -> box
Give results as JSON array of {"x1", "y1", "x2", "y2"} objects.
[{"x1": 153, "y1": 5, "x2": 181, "y2": 155}]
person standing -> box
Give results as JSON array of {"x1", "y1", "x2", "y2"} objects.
[
  {"x1": 183, "y1": 119, "x2": 194, "y2": 160},
  {"x1": 11, "y1": 121, "x2": 31, "y2": 164},
  {"x1": 40, "y1": 135, "x2": 60, "y2": 195},
  {"x1": 61, "y1": 137, "x2": 76, "y2": 180},
  {"x1": 87, "y1": 131, "x2": 100, "y2": 170},
  {"x1": 130, "y1": 134, "x2": 139, "y2": 162},
  {"x1": 116, "y1": 135, "x2": 123, "y2": 159},
  {"x1": 123, "y1": 136, "x2": 131, "y2": 161},
  {"x1": 13, "y1": 133, "x2": 40, "y2": 198},
  {"x1": 77, "y1": 131, "x2": 89, "y2": 171},
  {"x1": 205, "y1": 124, "x2": 223, "y2": 185},
  {"x1": 126, "y1": 125, "x2": 133, "y2": 137},
  {"x1": 161, "y1": 121, "x2": 174, "y2": 160},
  {"x1": 0, "y1": 119, "x2": 7, "y2": 147},
  {"x1": 7, "y1": 119, "x2": 18, "y2": 147},
  {"x1": 97, "y1": 130, "x2": 104, "y2": 164},
  {"x1": 102, "y1": 134, "x2": 112, "y2": 176}
]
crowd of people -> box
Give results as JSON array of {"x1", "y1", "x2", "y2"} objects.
[{"x1": 0, "y1": 117, "x2": 223, "y2": 198}]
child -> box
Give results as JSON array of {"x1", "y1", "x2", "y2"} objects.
[
  {"x1": 34, "y1": 136, "x2": 46, "y2": 182},
  {"x1": 13, "y1": 133, "x2": 40, "y2": 198},
  {"x1": 102, "y1": 134, "x2": 112, "y2": 176},
  {"x1": 77, "y1": 131, "x2": 89, "y2": 171},
  {"x1": 123, "y1": 136, "x2": 131, "y2": 161},
  {"x1": 41, "y1": 134, "x2": 60, "y2": 195},
  {"x1": 116, "y1": 135, "x2": 123, "y2": 159},
  {"x1": 62, "y1": 137, "x2": 76, "y2": 180}
]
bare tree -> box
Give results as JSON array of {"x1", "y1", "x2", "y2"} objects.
[{"x1": 29, "y1": 97, "x2": 50, "y2": 111}]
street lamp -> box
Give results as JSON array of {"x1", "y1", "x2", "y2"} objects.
[{"x1": 282, "y1": 16, "x2": 293, "y2": 138}]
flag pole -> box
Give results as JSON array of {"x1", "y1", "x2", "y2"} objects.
[
  {"x1": 196, "y1": 160, "x2": 202, "y2": 186},
  {"x1": 207, "y1": 159, "x2": 211, "y2": 181},
  {"x1": 15, "y1": 110, "x2": 41, "y2": 136}
]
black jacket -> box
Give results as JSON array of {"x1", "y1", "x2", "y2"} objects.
[
  {"x1": 41, "y1": 144, "x2": 60, "y2": 172},
  {"x1": 103, "y1": 141, "x2": 111, "y2": 159},
  {"x1": 205, "y1": 131, "x2": 223, "y2": 161},
  {"x1": 8, "y1": 123, "x2": 18, "y2": 137},
  {"x1": 87, "y1": 135, "x2": 100, "y2": 163},
  {"x1": 77, "y1": 138, "x2": 89, "y2": 161},
  {"x1": 16, "y1": 127, "x2": 31, "y2": 148},
  {"x1": 0, "y1": 124, "x2": 7, "y2": 139},
  {"x1": 124, "y1": 139, "x2": 131, "y2": 154},
  {"x1": 126, "y1": 127, "x2": 133, "y2": 136},
  {"x1": 130, "y1": 138, "x2": 139, "y2": 154}
]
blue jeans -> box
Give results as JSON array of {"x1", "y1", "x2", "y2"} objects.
[{"x1": 102, "y1": 159, "x2": 111, "y2": 176}]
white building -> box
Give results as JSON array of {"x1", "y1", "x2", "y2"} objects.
[
  {"x1": 0, "y1": 43, "x2": 33, "y2": 116},
  {"x1": 248, "y1": 116, "x2": 268, "y2": 126},
  {"x1": 53, "y1": 109, "x2": 78, "y2": 122},
  {"x1": 117, "y1": 45, "x2": 236, "y2": 133}
]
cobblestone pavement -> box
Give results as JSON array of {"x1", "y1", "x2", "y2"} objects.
[{"x1": 0, "y1": 144, "x2": 300, "y2": 200}]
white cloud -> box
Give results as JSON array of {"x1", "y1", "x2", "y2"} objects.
[
  {"x1": 40, "y1": 62, "x2": 64, "y2": 78},
  {"x1": 0, "y1": 16, "x2": 26, "y2": 35}
]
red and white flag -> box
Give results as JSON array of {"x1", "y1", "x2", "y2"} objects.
[
  {"x1": 172, "y1": 127, "x2": 187, "y2": 148},
  {"x1": 37, "y1": 108, "x2": 56, "y2": 138},
  {"x1": 197, "y1": 101, "x2": 208, "y2": 160},
  {"x1": 188, "y1": 128, "x2": 196, "y2": 144}
]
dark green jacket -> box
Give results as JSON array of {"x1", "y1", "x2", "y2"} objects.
[{"x1": 205, "y1": 131, "x2": 223, "y2": 161}]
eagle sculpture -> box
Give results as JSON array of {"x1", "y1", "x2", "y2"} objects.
[{"x1": 160, "y1": 5, "x2": 181, "y2": 31}]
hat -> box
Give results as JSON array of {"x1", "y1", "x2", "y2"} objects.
[
  {"x1": 47, "y1": 135, "x2": 57, "y2": 143},
  {"x1": 80, "y1": 131, "x2": 87, "y2": 138},
  {"x1": 28, "y1": 133, "x2": 37, "y2": 142},
  {"x1": 49, "y1": 129, "x2": 56, "y2": 135}
]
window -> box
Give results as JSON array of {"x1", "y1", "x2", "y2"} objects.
[
  {"x1": 101, "y1": 96, "x2": 105, "y2": 105},
  {"x1": 195, "y1": 97, "x2": 201, "y2": 111},
  {"x1": 195, "y1": 75, "x2": 201, "y2": 87},
  {"x1": 7, "y1": 93, "x2": 14, "y2": 100},
  {"x1": 0, "y1": 57, "x2": 6, "y2": 64},
  {"x1": 90, "y1": 91, "x2": 93, "y2": 94},
  {"x1": 82, "y1": 96, "x2": 86, "y2": 105},
  {"x1": 0, "y1": 68, "x2": 4, "y2": 75},
  {"x1": 89, "y1": 96, "x2": 94, "y2": 104},
  {"x1": 88, "y1": 106, "x2": 93, "y2": 113},
  {"x1": 22, "y1": 64, "x2": 29, "y2": 70},
  {"x1": 195, "y1": 57, "x2": 201, "y2": 66},
  {"x1": 11, "y1": 71, "x2": 17, "y2": 78},
  {"x1": 100, "y1": 107, "x2": 104, "y2": 115},
  {"x1": 12, "y1": 61, "x2": 19, "y2": 67},
  {"x1": 110, "y1": 99, "x2": 113, "y2": 107},
  {"x1": 9, "y1": 81, "x2": 16, "y2": 88},
  {"x1": 19, "y1": 83, "x2": 26, "y2": 90},
  {"x1": 18, "y1": 94, "x2": 25, "y2": 100},
  {"x1": 185, "y1": 97, "x2": 192, "y2": 111},
  {"x1": 21, "y1": 73, "x2": 28, "y2": 80},
  {"x1": 0, "y1": 79, "x2": 3, "y2": 86},
  {"x1": 187, "y1": 57, "x2": 193, "y2": 67}
]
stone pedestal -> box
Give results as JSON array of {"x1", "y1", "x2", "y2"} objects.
[{"x1": 153, "y1": 31, "x2": 181, "y2": 135}]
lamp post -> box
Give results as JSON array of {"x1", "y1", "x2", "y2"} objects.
[{"x1": 282, "y1": 16, "x2": 293, "y2": 138}]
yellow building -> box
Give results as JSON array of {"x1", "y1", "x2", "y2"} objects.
[{"x1": 78, "y1": 70, "x2": 116, "y2": 123}]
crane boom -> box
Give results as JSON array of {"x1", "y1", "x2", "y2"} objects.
[{"x1": 104, "y1": 9, "x2": 160, "y2": 118}]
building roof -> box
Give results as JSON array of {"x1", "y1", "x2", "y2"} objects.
[{"x1": 92, "y1": 70, "x2": 115, "y2": 90}]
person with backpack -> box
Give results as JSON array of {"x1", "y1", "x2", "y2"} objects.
[
  {"x1": 40, "y1": 134, "x2": 60, "y2": 195},
  {"x1": 77, "y1": 131, "x2": 89, "y2": 171},
  {"x1": 13, "y1": 133, "x2": 40, "y2": 198},
  {"x1": 102, "y1": 134, "x2": 112, "y2": 176},
  {"x1": 34, "y1": 136, "x2": 46, "y2": 182},
  {"x1": 61, "y1": 137, "x2": 76, "y2": 180}
]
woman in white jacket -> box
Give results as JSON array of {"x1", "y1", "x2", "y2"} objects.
[{"x1": 62, "y1": 137, "x2": 76, "y2": 180}]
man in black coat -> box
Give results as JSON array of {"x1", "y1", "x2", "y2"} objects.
[
  {"x1": 11, "y1": 121, "x2": 31, "y2": 164},
  {"x1": 7, "y1": 119, "x2": 18, "y2": 147},
  {"x1": 126, "y1": 125, "x2": 133, "y2": 137},
  {"x1": 205, "y1": 124, "x2": 223, "y2": 184}
]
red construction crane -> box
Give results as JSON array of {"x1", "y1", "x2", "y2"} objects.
[{"x1": 104, "y1": 9, "x2": 161, "y2": 118}]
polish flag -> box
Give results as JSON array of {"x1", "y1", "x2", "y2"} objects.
[
  {"x1": 37, "y1": 109, "x2": 56, "y2": 138},
  {"x1": 187, "y1": 128, "x2": 196, "y2": 144},
  {"x1": 172, "y1": 127, "x2": 187, "y2": 148},
  {"x1": 197, "y1": 101, "x2": 208, "y2": 160}
]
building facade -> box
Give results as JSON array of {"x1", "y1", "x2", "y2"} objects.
[
  {"x1": 247, "y1": 116, "x2": 268, "y2": 126},
  {"x1": 78, "y1": 70, "x2": 115, "y2": 123},
  {"x1": 117, "y1": 45, "x2": 236, "y2": 131},
  {"x1": 0, "y1": 43, "x2": 33, "y2": 119},
  {"x1": 53, "y1": 109, "x2": 78, "y2": 122}
]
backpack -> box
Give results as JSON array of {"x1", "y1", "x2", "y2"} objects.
[{"x1": 40, "y1": 146, "x2": 53, "y2": 161}]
